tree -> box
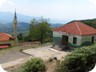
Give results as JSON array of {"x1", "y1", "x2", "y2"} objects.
[
  {"x1": 29, "y1": 19, "x2": 39, "y2": 41},
  {"x1": 29, "y1": 18, "x2": 51, "y2": 43},
  {"x1": 38, "y1": 18, "x2": 51, "y2": 43},
  {"x1": 18, "y1": 58, "x2": 46, "y2": 72},
  {"x1": 17, "y1": 33, "x2": 24, "y2": 41}
]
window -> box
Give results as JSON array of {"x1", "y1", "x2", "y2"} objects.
[{"x1": 73, "y1": 37, "x2": 77, "y2": 44}]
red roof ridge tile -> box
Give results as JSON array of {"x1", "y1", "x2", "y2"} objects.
[{"x1": 75, "y1": 22, "x2": 82, "y2": 35}]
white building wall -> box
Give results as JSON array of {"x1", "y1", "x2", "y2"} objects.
[
  {"x1": 53, "y1": 31, "x2": 62, "y2": 45},
  {"x1": 53, "y1": 31, "x2": 96, "y2": 46},
  {"x1": 81, "y1": 35, "x2": 96, "y2": 44},
  {"x1": 53, "y1": 31, "x2": 82, "y2": 46},
  {"x1": 68, "y1": 34, "x2": 82, "y2": 46}
]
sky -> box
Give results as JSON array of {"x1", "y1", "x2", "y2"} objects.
[{"x1": 0, "y1": 0, "x2": 96, "y2": 22}]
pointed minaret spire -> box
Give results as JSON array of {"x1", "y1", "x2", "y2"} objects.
[
  {"x1": 14, "y1": 10, "x2": 17, "y2": 20},
  {"x1": 13, "y1": 10, "x2": 18, "y2": 46}
]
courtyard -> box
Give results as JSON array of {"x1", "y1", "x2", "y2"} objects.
[
  {"x1": 0, "y1": 43, "x2": 70, "y2": 72},
  {"x1": 23, "y1": 45, "x2": 70, "y2": 60}
]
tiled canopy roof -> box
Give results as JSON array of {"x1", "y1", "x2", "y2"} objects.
[
  {"x1": 0, "y1": 33, "x2": 14, "y2": 42},
  {"x1": 53, "y1": 21, "x2": 96, "y2": 35}
]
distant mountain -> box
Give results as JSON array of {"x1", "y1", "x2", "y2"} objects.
[
  {"x1": 0, "y1": 11, "x2": 65, "y2": 33},
  {"x1": 0, "y1": 22, "x2": 30, "y2": 33},
  {"x1": 0, "y1": 22, "x2": 63, "y2": 33},
  {"x1": 50, "y1": 23, "x2": 63, "y2": 28},
  {"x1": 0, "y1": 11, "x2": 67, "y2": 24},
  {"x1": 0, "y1": 11, "x2": 38, "y2": 24}
]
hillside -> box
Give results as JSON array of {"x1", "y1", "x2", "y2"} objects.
[
  {"x1": 0, "y1": 22, "x2": 63, "y2": 33},
  {"x1": 80, "y1": 19, "x2": 96, "y2": 28},
  {"x1": 0, "y1": 11, "x2": 64, "y2": 33},
  {"x1": 0, "y1": 11, "x2": 67, "y2": 24},
  {"x1": 0, "y1": 11, "x2": 37, "y2": 23},
  {"x1": 67, "y1": 18, "x2": 96, "y2": 29},
  {"x1": 0, "y1": 22, "x2": 30, "y2": 33}
]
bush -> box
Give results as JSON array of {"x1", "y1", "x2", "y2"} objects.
[
  {"x1": 18, "y1": 58, "x2": 46, "y2": 72},
  {"x1": 56, "y1": 45, "x2": 96, "y2": 72},
  {"x1": 81, "y1": 41, "x2": 92, "y2": 46}
]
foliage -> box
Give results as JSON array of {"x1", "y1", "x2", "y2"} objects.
[
  {"x1": 38, "y1": 18, "x2": 51, "y2": 43},
  {"x1": 81, "y1": 41, "x2": 93, "y2": 46},
  {"x1": 23, "y1": 35, "x2": 31, "y2": 42},
  {"x1": 56, "y1": 44, "x2": 96, "y2": 72},
  {"x1": 29, "y1": 19, "x2": 39, "y2": 41},
  {"x1": 17, "y1": 33, "x2": 24, "y2": 42},
  {"x1": 18, "y1": 58, "x2": 46, "y2": 72},
  {"x1": 29, "y1": 18, "x2": 52, "y2": 43}
]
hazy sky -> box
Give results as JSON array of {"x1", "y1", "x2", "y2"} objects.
[{"x1": 0, "y1": 0, "x2": 96, "y2": 21}]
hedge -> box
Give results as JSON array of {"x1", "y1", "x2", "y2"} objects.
[{"x1": 56, "y1": 44, "x2": 96, "y2": 72}]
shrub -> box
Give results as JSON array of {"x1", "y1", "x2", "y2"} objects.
[
  {"x1": 56, "y1": 45, "x2": 96, "y2": 72},
  {"x1": 18, "y1": 58, "x2": 46, "y2": 72},
  {"x1": 81, "y1": 41, "x2": 92, "y2": 46}
]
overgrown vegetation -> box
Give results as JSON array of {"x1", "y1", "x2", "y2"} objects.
[
  {"x1": 18, "y1": 58, "x2": 46, "y2": 72},
  {"x1": 56, "y1": 44, "x2": 96, "y2": 72},
  {"x1": 17, "y1": 18, "x2": 52, "y2": 43}
]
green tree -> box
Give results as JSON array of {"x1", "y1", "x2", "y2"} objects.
[
  {"x1": 29, "y1": 19, "x2": 39, "y2": 41},
  {"x1": 38, "y1": 18, "x2": 51, "y2": 43},
  {"x1": 17, "y1": 33, "x2": 24, "y2": 41},
  {"x1": 29, "y1": 18, "x2": 51, "y2": 43},
  {"x1": 18, "y1": 58, "x2": 46, "y2": 72}
]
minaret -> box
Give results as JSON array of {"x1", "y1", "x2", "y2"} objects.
[{"x1": 13, "y1": 11, "x2": 18, "y2": 46}]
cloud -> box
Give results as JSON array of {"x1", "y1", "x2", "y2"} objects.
[
  {"x1": 0, "y1": 0, "x2": 7, "y2": 8},
  {"x1": 7, "y1": 0, "x2": 14, "y2": 5},
  {"x1": 89, "y1": 0, "x2": 96, "y2": 7}
]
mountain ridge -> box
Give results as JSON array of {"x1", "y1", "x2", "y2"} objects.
[{"x1": 0, "y1": 11, "x2": 67, "y2": 24}]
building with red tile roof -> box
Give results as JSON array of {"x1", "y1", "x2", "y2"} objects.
[
  {"x1": 0, "y1": 33, "x2": 15, "y2": 49},
  {"x1": 53, "y1": 21, "x2": 96, "y2": 47}
]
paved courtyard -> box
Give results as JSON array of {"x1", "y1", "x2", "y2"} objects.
[{"x1": 23, "y1": 46, "x2": 69, "y2": 60}]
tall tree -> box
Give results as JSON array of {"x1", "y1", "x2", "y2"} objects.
[
  {"x1": 29, "y1": 18, "x2": 51, "y2": 43},
  {"x1": 29, "y1": 19, "x2": 39, "y2": 41},
  {"x1": 38, "y1": 18, "x2": 51, "y2": 43}
]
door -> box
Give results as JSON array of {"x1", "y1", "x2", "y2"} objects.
[{"x1": 62, "y1": 35, "x2": 68, "y2": 45}]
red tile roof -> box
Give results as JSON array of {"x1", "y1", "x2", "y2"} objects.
[
  {"x1": 53, "y1": 21, "x2": 96, "y2": 36},
  {"x1": 0, "y1": 33, "x2": 14, "y2": 42}
]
